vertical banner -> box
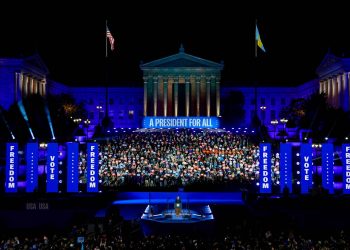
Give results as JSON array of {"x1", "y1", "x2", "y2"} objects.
[
  {"x1": 342, "y1": 144, "x2": 350, "y2": 194},
  {"x1": 46, "y1": 143, "x2": 59, "y2": 192},
  {"x1": 26, "y1": 143, "x2": 38, "y2": 192},
  {"x1": 322, "y1": 143, "x2": 334, "y2": 194},
  {"x1": 5, "y1": 143, "x2": 18, "y2": 192},
  {"x1": 67, "y1": 142, "x2": 79, "y2": 192},
  {"x1": 259, "y1": 143, "x2": 271, "y2": 193},
  {"x1": 87, "y1": 143, "x2": 99, "y2": 192},
  {"x1": 300, "y1": 143, "x2": 313, "y2": 194},
  {"x1": 280, "y1": 143, "x2": 292, "y2": 193}
]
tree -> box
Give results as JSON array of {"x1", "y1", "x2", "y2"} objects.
[
  {"x1": 4, "y1": 94, "x2": 87, "y2": 142},
  {"x1": 47, "y1": 94, "x2": 87, "y2": 141},
  {"x1": 280, "y1": 92, "x2": 350, "y2": 142}
]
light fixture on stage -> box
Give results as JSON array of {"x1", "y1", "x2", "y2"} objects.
[{"x1": 17, "y1": 100, "x2": 35, "y2": 140}]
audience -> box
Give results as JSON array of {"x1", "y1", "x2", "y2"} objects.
[{"x1": 78, "y1": 129, "x2": 280, "y2": 190}]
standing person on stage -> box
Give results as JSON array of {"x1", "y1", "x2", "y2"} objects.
[{"x1": 174, "y1": 196, "x2": 182, "y2": 216}]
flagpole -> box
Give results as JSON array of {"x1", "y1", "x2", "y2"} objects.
[
  {"x1": 104, "y1": 19, "x2": 110, "y2": 134},
  {"x1": 255, "y1": 19, "x2": 257, "y2": 58},
  {"x1": 254, "y1": 19, "x2": 258, "y2": 130},
  {"x1": 105, "y1": 20, "x2": 108, "y2": 58}
]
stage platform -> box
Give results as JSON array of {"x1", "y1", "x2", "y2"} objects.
[
  {"x1": 140, "y1": 204, "x2": 215, "y2": 236},
  {"x1": 141, "y1": 205, "x2": 214, "y2": 223},
  {"x1": 112, "y1": 191, "x2": 243, "y2": 222},
  {"x1": 112, "y1": 191, "x2": 243, "y2": 205}
]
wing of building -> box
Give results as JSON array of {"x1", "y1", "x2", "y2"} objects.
[{"x1": 4, "y1": 46, "x2": 344, "y2": 131}]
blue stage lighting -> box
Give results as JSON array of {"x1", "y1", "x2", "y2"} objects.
[{"x1": 17, "y1": 100, "x2": 35, "y2": 140}]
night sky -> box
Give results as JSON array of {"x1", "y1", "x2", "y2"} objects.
[{"x1": 1, "y1": 3, "x2": 350, "y2": 87}]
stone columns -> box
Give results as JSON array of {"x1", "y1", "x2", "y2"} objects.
[
  {"x1": 143, "y1": 77, "x2": 148, "y2": 116},
  {"x1": 344, "y1": 72, "x2": 349, "y2": 111},
  {"x1": 42, "y1": 78, "x2": 46, "y2": 96},
  {"x1": 185, "y1": 78, "x2": 190, "y2": 116},
  {"x1": 337, "y1": 74, "x2": 342, "y2": 109},
  {"x1": 216, "y1": 78, "x2": 220, "y2": 117},
  {"x1": 206, "y1": 77, "x2": 211, "y2": 117},
  {"x1": 24, "y1": 75, "x2": 29, "y2": 97},
  {"x1": 319, "y1": 80, "x2": 324, "y2": 94},
  {"x1": 196, "y1": 78, "x2": 200, "y2": 116},
  {"x1": 153, "y1": 77, "x2": 158, "y2": 116},
  {"x1": 174, "y1": 78, "x2": 178, "y2": 117},
  {"x1": 163, "y1": 78, "x2": 168, "y2": 116},
  {"x1": 327, "y1": 78, "x2": 332, "y2": 105},
  {"x1": 332, "y1": 77, "x2": 337, "y2": 107}
]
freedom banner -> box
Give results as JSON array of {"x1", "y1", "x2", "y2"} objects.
[
  {"x1": 87, "y1": 143, "x2": 99, "y2": 192},
  {"x1": 5, "y1": 143, "x2": 18, "y2": 192},
  {"x1": 259, "y1": 143, "x2": 271, "y2": 193}
]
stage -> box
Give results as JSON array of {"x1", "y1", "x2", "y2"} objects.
[
  {"x1": 140, "y1": 204, "x2": 215, "y2": 236},
  {"x1": 141, "y1": 205, "x2": 214, "y2": 223},
  {"x1": 112, "y1": 191, "x2": 243, "y2": 205},
  {"x1": 111, "y1": 191, "x2": 242, "y2": 235},
  {"x1": 112, "y1": 191, "x2": 242, "y2": 219}
]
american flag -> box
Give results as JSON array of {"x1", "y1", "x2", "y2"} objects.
[{"x1": 106, "y1": 25, "x2": 115, "y2": 51}]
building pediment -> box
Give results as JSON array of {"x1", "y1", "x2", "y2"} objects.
[
  {"x1": 140, "y1": 46, "x2": 223, "y2": 71},
  {"x1": 23, "y1": 53, "x2": 49, "y2": 76},
  {"x1": 316, "y1": 51, "x2": 344, "y2": 78}
]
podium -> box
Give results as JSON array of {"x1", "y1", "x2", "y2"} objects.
[{"x1": 174, "y1": 196, "x2": 182, "y2": 216}]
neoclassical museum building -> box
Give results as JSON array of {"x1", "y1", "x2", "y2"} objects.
[{"x1": 0, "y1": 46, "x2": 347, "y2": 133}]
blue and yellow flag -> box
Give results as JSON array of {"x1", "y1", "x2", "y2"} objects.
[{"x1": 255, "y1": 24, "x2": 266, "y2": 52}]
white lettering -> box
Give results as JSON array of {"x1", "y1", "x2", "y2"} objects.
[
  {"x1": 7, "y1": 145, "x2": 16, "y2": 190},
  {"x1": 48, "y1": 155, "x2": 56, "y2": 182},
  {"x1": 302, "y1": 153, "x2": 311, "y2": 184}
]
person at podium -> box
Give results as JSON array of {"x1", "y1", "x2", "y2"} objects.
[{"x1": 174, "y1": 196, "x2": 182, "y2": 216}]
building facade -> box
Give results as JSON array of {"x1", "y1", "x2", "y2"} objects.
[
  {"x1": 140, "y1": 45, "x2": 223, "y2": 117},
  {"x1": 0, "y1": 48, "x2": 329, "y2": 131},
  {"x1": 0, "y1": 54, "x2": 48, "y2": 110},
  {"x1": 316, "y1": 51, "x2": 350, "y2": 111}
]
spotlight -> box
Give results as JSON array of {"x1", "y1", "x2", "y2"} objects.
[
  {"x1": 44, "y1": 105, "x2": 56, "y2": 141},
  {"x1": 17, "y1": 100, "x2": 35, "y2": 140}
]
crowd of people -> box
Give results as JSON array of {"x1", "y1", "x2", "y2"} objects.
[
  {"x1": 78, "y1": 129, "x2": 281, "y2": 190},
  {"x1": 0, "y1": 212, "x2": 349, "y2": 249}
]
